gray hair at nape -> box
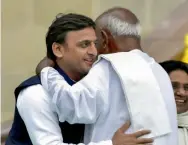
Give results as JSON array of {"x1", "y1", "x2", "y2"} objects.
[{"x1": 99, "y1": 15, "x2": 141, "y2": 38}]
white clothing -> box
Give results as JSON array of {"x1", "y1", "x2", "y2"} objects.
[
  {"x1": 178, "y1": 111, "x2": 188, "y2": 145},
  {"x1": 41, "y1": 50, "x2": 178, "y2": 145},
  {"x1": 17, "y1": 85, "x2": 112, "y2": 145}
]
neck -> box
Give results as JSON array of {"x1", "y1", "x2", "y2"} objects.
[
  {"x1": 115, "y1": 36, "x2": 142, "y2": 52},
  {"x1": 56, "y1": 61, "x2": 82, "y2": 82}
]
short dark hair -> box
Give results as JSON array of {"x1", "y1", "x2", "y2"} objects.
[
  {"x1": 160, "y1": 60, "x2": 188, "y2": 74},
  {"x1": 46, "y1": 13, "x2": 96, "y2": 60}
]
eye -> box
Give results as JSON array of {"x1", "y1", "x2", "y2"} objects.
[
  {"x1": 172, "y1": 82, "x2": 179, "y2": 90},
  {"x1": 184, "y1": 84, "x2": 188, "y2": 91},
  {"x1": 79, "y1": 41, "x2": 91, "y2": 48}
]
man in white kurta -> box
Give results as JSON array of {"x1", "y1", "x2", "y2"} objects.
[{"x1": 41, "y1": 49, "x2": 178, "y2": 145}]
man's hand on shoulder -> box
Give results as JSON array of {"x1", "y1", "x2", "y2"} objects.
[{"x1": 35, "y1": 57, "x2": 55, "y2": 75}]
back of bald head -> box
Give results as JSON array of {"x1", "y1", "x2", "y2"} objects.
[{"x1": 95, "y1": 7, "x2": 141, "y2": 38}]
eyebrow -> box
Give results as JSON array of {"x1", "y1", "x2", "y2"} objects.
[
  {"x1": 172, "y1": 81, "x2": 188, "y2": 86},
  {"x1": 171, "y1": 81, "x2": 179, "y2": 84},
  {"x1": 78, "y1": 38, "x2": 98, "y2": 42}
]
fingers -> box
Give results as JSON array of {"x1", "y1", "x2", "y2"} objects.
[
  {"x1": 138, "y1": 144, "x2": 153, "y2": 145},
  {"x1": 137, "y1": 137, "x2": 154, "y2": 144},
  {"x1": 119, "y1": 121, "x2": 131, "y2": 132},
  {"x1": 132, "y1": 130, "x2": 151, "y2": 138}
]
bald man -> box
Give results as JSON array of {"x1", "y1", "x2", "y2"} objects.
[{"x1": 39, "y1": 7, "x2": 178, "y2": 145}]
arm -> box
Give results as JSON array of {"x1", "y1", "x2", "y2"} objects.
[
  {"x1": 17, "y1": 85, "x2": 114, "y2": 145},
  {"x1": 17, "y1": 85, "x2": 66, "y2": 145},
  {"x1": 41, "y1": 60, "x2": 109, "y2": 124},
  {"x1": 17, "y1": 84, "x2": 153, "y2": 145}
]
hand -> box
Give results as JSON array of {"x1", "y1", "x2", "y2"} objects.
[
  {"x1": 35, "y1": 57, "x2": 55, "y2": 75},
  {"x1": 112, "y1": 121, "x2": 153, "y2": 145}
]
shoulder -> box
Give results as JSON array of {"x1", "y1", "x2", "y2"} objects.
[
  {"x1": 14, "y1": 75, "x2": 41, "y2": 97},
  {"x1": 92, "y1": 58, "x2": 110, "y2": 74},
  {"x1": 151, "y1": 62, "x2": 175, "y2": 102},
  {"x1": 81, "y1": 59, "x2": 110, "y2": 90},
  {"x1": 17, "y1": 84, "x2": 52, "y2": 111},
  {"x1": 151, "y1": 62, "x2": 172, "y2": 85},
  {"x1": 87, "y1": 59, "x2": 111, "y2": 82}
]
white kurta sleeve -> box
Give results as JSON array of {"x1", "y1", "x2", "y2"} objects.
[
  {"x1": 41, "y1": 60, "x2": 109, "y2": 124},
  {"x1": 17, "y1": 85, "x2": 112, "y2": 145}
]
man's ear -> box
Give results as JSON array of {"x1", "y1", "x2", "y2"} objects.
[
  {"x1": 101, "y1": 29, "x2": 119, "y2": 53},
  {"x1": 97, "y1": 29, "x2": 109, "y2": 54},
  {"x1": 52, "y1": 42, "x2": 64, "y2": 58},
  {"x1": 101, "y1": 29, "x2": 108, "y2": 49}
]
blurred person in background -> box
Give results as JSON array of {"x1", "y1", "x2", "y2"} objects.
[{"x1": 160, "y1": 60, "x2": 188, "y2": 145}]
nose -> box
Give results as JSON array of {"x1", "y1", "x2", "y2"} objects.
[
  {"x1": 176, "y1": 87, "x2": 186, "y2": 97},
  {"x1": 87, "y1": 42, "x2": 98, "y2": 57}
]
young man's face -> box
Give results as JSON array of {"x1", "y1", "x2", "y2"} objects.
[
  {"x1": 169, "y1": 69, "x2": 188, "y2": 114},
  {"x1": 56, "y1": 27, "x2": 98, "y2": 79}
]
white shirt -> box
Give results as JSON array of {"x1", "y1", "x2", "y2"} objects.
[
  {"x1": 17, "y1": 82, "x2": 112, "y2": 145},
  {"x1": 41, "y1": 50, "x2": 178, "y2": 145}
]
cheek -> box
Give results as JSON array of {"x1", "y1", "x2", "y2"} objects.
[
  {"x1": 66, "y1": 48, "x2": 80, "y2": 59},
  {"x1": 69, "y1": 54, "x2": 84, "y2": 68},
  {"x1": 75, "y1": 49, "x2": 87, "y2": 59}
]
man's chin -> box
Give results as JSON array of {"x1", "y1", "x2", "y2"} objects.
[
  {"x1": 81, "y1": 67, "x2": 91, "y2": 75},
  {"x1": 85, "y1": 67, "x2": 92, "y2": 73},
  {"x1": 86, "y1": 63, "x2": 93, "y2": 69}
]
